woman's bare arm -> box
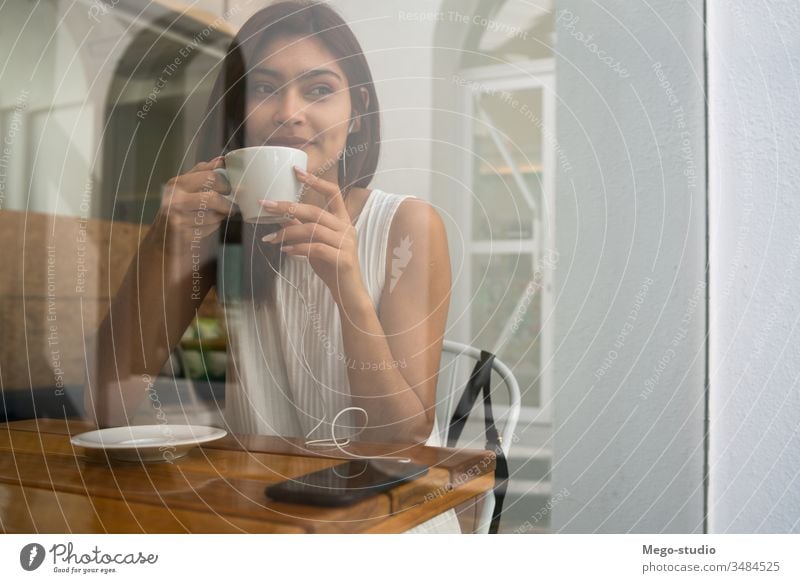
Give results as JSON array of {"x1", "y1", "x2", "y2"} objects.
[
  {"x1": 83, "y1": 158, "x2": 233, "y2": 427},
  {"x1": 338, "y1": 198, "x2": 452, "y2": 443}
]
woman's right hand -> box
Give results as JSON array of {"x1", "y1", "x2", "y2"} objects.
[{"x1": 159, "y1": 156, "x2": 235, "y2": 241}]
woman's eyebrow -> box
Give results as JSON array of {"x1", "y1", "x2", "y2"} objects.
[{"x1": 251, "y1": 67, "x2": 342, "y2": 82}]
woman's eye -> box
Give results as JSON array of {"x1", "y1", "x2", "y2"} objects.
[
  {"x1": 249, "y1": 84, "x2": 332, "y2": 98},
  {"x1": 251, "y1": 83, "x2": 276, "y2": 95},
  {"x1": 308, "y1": 86, "x2": 333, "y2": 98}
]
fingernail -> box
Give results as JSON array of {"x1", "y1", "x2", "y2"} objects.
[
  {"x1": 294, "y1": 166, "x2": 307, "y2": 175},
  {"x1": 281, "y1": 245, "x2": 294, "y2": 252},
  {"x1": 261, "y1": 200, "x2": 278, "y2": 209},
  {"x1": 262, "y1": 233, "x2": 277, "y2": 242}
]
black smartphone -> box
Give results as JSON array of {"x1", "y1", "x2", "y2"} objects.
[{"x1": 265, "y1": 458, "x2": 429, "y2": 507}]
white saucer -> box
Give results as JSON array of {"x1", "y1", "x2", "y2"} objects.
[{"x1": 71, "y1": 425, "x2": 227, "y2": 463}]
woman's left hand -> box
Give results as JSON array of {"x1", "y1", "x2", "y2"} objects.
[{"x1": 259, "y1": 166, "x2": 367, "y2": 307}]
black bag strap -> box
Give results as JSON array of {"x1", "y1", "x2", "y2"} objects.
[{"x1": 447, "y1": 350, "x2": 509, "y2": 534}]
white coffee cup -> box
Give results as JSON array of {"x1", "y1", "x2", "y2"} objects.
[{"x1": 213, "y1": 146, "x2": 308, "y2": 223}]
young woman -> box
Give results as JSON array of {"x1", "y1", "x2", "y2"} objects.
[{"x1": 86, "y1": 1, "x2": 458, "y2": 532}]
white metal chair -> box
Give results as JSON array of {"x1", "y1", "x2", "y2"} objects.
[{"x1": 437, "y1": 339, "x2": 521, "y2": 533}]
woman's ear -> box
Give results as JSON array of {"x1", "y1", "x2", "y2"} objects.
[{"x1": 352, "y1": 87, "x2": 370, "y2": 133}]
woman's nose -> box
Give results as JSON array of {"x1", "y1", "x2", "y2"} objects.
[{"x1": 273, "y1": 88, "x2": 306, "y2": 127}]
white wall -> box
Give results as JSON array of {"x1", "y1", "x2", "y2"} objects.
[
  {"x1": 708, "y1": 0, "x2": 800, "y2": 534},
  {"x1": 552, "y1": 0, "x2": 707, "y2": 532},
  {"x1": 331, "y1": 0, "x2": 438, "y2": 201}
]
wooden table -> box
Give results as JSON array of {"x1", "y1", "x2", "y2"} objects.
[{"x1": 0, "y1": 419, "x2": 495, "y2": 533}]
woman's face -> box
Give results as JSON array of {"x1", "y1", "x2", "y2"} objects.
[{"x1": 244, "y1": 34, "x2": 364, "y2": 181}]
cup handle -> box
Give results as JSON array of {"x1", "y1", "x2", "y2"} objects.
[{"x1": 213, "y1": 167, "x2": 235, "y2": 202}]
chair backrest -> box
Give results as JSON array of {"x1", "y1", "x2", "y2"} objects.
[{"x1": 436, "y1": 339, "x2": 521, "y2": 457}]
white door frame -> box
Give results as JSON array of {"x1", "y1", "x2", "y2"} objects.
[{"x1": 456, "y1": 57, "x2": 556, "y2": 425}]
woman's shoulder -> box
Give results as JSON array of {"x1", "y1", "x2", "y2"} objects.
[
  {"x1": 356, "y1": 187, "x2": 445, "y2": 239},
  {"x1": 378, "y1": 192, "x2": 451, "y2": 301},
  {"x1": 387, "y1": 193, "x2": 445, "y2": 236},
  {"x1": 352, "y1": 187, "x2": 408, "y2": 227},
  {"x1": 359, "y1": 189, "x2": 447, "y2": 251},
  {"x1": 382, "y1": 193, "x2": 449, "y2": 269}
]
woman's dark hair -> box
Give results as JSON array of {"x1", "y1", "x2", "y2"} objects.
[{"x1": 195, "y1": 0, "x2": 381, "y2": 309}]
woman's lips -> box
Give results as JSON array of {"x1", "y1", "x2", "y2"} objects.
[{"x1": 266, "y1": 139, "x2": 313, "y2": 148}]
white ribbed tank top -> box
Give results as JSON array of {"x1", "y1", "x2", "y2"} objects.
[{"x1": 222, "y1": 188, "x2": 443, "y2": 447}]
